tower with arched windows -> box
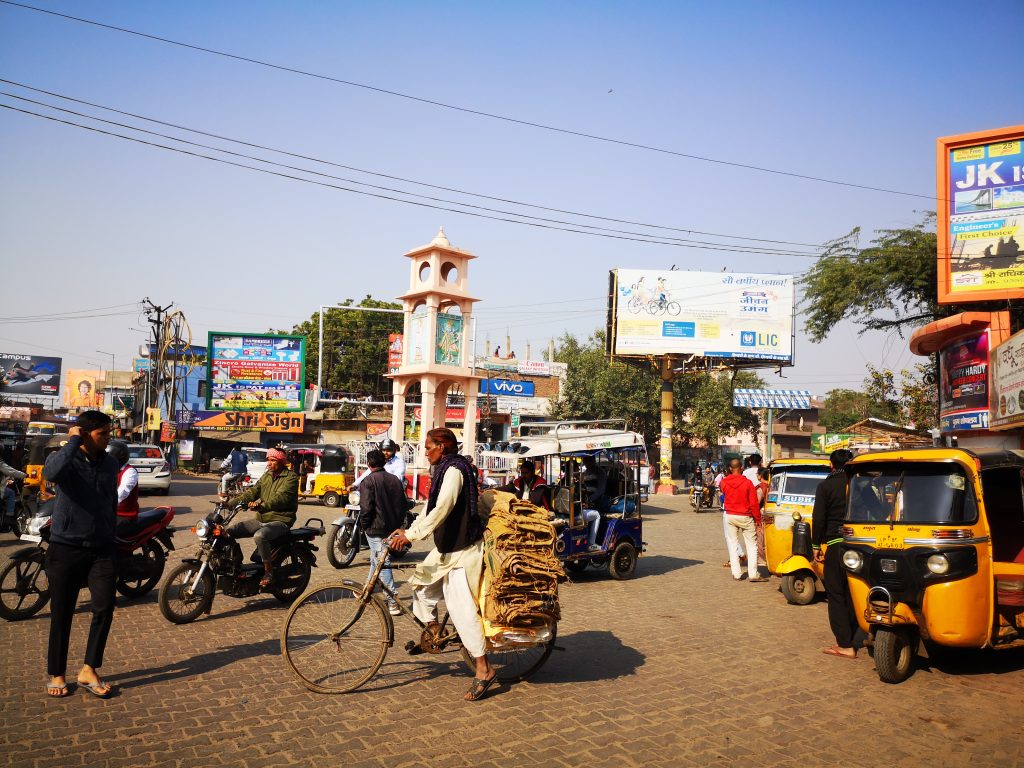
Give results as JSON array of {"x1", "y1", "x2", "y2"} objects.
[{"x1": 389, "y1": 228, "x2": 481, "y2": 460}]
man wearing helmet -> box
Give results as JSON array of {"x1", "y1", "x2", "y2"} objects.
[
  {"x1": 219, "y1": 447, "x2": 298, "y2": 589},
  {"x1": 353, "y1": 439, "x2": 407, "y2": 490},
  {"x1": 107, "y1": 440, "x2": 139, "y2": 534}
]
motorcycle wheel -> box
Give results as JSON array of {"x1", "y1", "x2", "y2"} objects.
[
  {"x1": 271, "y1": 551, "x2": 313, "y2": 603},
  {"x1": 158, "y1": 562, "x2": 215, "y2": 624},
  {"x1": 115, "y1": 540, "x2": 166, "y2": 598},
  {"x1": 0, "y1": 547, "x2": 50, "y2": 621},
  {"x1": 326, "y1": 523, "x2": 357, "y2": 569}
]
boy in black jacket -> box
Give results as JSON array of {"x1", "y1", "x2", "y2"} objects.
[{"x1": 43, "y1": 410, "x2": 118, "y2": 698}]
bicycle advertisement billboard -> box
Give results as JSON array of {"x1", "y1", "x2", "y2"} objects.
[
  {"x1": 608, "y1": 269, "x2": 795, "y2": 361},
  {"x1": 206, "y1": 332, "x2": 306, "y2": 412}
]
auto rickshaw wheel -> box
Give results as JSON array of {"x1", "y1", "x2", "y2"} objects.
[
  {"x1": 874, "y1": 627, "x2": 918, "y2": 684},
  {"x1": 564, "y1": 559, "x2": 589, "y2": 575},
  {"x1": 608, "y1": 541, "x2": 637, "y2": 580},
  {"x1": 322, "y1": 492, "x2": 340, "y2": 508},
  {"x1": 779, "y1": 572, "x2": 816, "y2": 605}
]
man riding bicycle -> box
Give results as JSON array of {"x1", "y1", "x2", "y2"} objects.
[{"x1": 219, "y1": 447, "x2": 298, "y2": 588}]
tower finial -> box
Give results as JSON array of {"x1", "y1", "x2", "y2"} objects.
[{"x1": 432, "y1": 227, "x2": 450, "y2": 247}]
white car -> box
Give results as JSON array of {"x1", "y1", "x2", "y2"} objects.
[
  {"x1": 128, "y1": 444, "x2": 172, "y2": 495},
  {"x1": 242, "y1": 447, "x2": 269, "y2": 483}
]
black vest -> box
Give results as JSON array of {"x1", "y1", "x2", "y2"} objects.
[{"x1": 433, "y1": 466, "x2": 482, "y2": 554}]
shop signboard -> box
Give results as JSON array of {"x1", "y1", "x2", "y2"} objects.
[
  {"x1": 178, "y1": 439, "x2": 195, "y2": 461},
  {"x1": 811, "y1": 433, "x2": 855, "y2": 454},
  {"x1": 938, "y1": 126, "x2": 1024, "y2": 303},
  {"x1": 0, "y1": 353, "x2": 62, "y2": 396},
  {"x1": 610, "y1": 269, "x2": 795, "y2": 361},
  {"x1": 412, "y1": 406, "x2": 480, "y2": 420},
  {"x1": 387, "y1": 334, "x2": 403, "y2": 374},
  {"x1": 939, "y1": 331, "x2": 990, "y2": 432},
  {"x1": 207, "y1": 332, "x2": 305, "y2": 412},
  {"x1": 482, "y1": 378, "x2": 535, "y2": 397},
  {"x1": 517, "y1": 360, "x2": 551, "y2": 376},
  {"x1": 989, "y1": 328, "x2": 1024, "y2": 429},
  {"x1": 191, "y1": 410, "x2": 305, "y2": 433}
]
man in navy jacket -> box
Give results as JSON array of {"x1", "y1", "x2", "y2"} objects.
[{"x1": 43, "y1": 410, "x2": 118, "y2": 698}]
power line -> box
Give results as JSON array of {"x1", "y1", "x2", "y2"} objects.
[
  {"x1": 0, "y1": 1, "x2": 935, "y2": 201},
  {"x1": 0, "y1": 310, "x2": 140, "y2": 325},
  {"x1": 0, "y1": 102, "x2": 832, "y2": 257},
  {"x1": 0, "y1": 301, "x2": 140, "y2": 321},
  {"x1": 0, "y1": 78, "x2": 833, "y2": 250}
]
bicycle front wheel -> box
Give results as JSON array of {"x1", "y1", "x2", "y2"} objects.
[{"x1": 280, "y1": 584, "x2": 390, "y2": 694}]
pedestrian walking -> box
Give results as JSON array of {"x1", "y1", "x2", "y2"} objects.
[
  {"x1": 813, "y1": 448, "x2": 863, "y2": 659},
  {"x1": 42, "y1": 410, "x2": 119, "y2": 699},
  {"x1": 358, "y1": 449, "x2": 407, "y2": 616},
  {"x1": 755, "y1": 466, "x2": 770, "y2": 570},
  {"x1": 720, "y1": 458, "x2": 764, "y2": 582}
]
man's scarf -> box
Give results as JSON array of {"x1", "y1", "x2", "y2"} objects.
[{"x1": 427, "y1": 453, "x2": 479, "y2": 523}]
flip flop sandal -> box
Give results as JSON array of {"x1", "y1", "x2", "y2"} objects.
[
  {"x1": 822, "y1": 647, "x2": 856, "y2": 660},
  {"x1": 465, "y1": 675, "x2": 499, "y2": 702},
  {"x1": 259, "y1": 573, "x2": 274, "y2": 589},
  {"x1": 46, "y1": 681, "x2": 70, "y2": 698},
  {"x1": 77, "y1": 680, "x2": 113, "y2": 698}
]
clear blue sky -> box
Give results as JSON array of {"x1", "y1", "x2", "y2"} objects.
[{"x1": 2, "y1": 0, "x2": 1022, "y2": 396}]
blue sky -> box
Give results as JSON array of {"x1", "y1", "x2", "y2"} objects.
[{"x1": 2, "y1": 0, "x2": 1022, "y2": 396}]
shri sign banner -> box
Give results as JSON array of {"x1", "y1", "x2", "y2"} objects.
[
  {"x1": 937, "y1": 125, "x2": 1024, "y2": 303},
  {"x1": 207, "y1": 332, "x2": 305, "y2": 412},
  {"x1": 610, "y1": 269, "x2": 795, "y2": 361}
]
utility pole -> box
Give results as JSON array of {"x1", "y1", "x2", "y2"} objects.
[{"x1": 142, "y1": 297, "x2": 173, "y2": 443}]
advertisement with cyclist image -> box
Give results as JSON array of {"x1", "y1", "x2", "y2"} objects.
[{"x1": 609, "y1": 269, "x2": 795, "y2": 361}]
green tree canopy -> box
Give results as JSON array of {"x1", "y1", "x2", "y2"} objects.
[
  {"x1": 549, "y1": 331, "x2": 763, "y2": 447},
  {"x1": 284, "y1": 296, "x2": 403, "y2": 399}
]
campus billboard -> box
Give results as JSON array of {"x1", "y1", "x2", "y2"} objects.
[
  {"x1": 207, "y1": 333, "x2": 305, "y2": 412},
  {"x1": 0, "y1": 353, "x2": 62, "y2": 396},
  {"x1": 938, "y1": 331, "x2": 990, "y2": 431},
  {"x1": 609, "y1": 269, "x2": 795, "y2": 361},
  {"x1": 937, "y1": 125, "x2": 1024, "y2": 303}
]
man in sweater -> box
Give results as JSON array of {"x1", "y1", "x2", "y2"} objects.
[
  {"x1": 358, "y1": 449, "x2": 408, "y2": 615},
  {"x1": 42, "y1": 410, "x2": 119, "y2": 698},
  {"x1": 812, "y1": 448, "x2": 861, "y2": 659},
  {"x1": 720, "y1": 457, "x2": 765, "y2": 582},
  {"x1": 222, "y1": 447, "x2": 298, "y2": 588}
]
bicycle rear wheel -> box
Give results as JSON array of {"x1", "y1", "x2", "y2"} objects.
[
  {"x1": 462, "y1": 623, "x2": 557, "y2": 683},
  {"x1": 280, "y1": 584, "x2": 390, "y2": 694}
]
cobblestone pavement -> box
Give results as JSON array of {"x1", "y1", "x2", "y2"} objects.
[{"x1": 2, "y1": 475, "x2": 1022, "y2": 767}]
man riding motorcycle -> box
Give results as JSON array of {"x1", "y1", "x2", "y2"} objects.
[{"x1": 218, "y1": 447, "x2": 298, "y2": 588}]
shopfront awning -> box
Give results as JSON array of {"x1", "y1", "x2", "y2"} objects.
[{"x1": 909, "y1": 311, "x2": 1011, "y2": 356}]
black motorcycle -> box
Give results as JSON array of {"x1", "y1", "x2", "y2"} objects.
[
  {"x1": 157, "y1": 502, "x2": 323, "y2": 624},
  {"x1": 326, "y1": 491, "x2": 417, "y2": 569}
]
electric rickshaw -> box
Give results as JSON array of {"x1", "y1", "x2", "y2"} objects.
[
  {"x1": 763, "y1": 458, "x2": 831, "y2": 604},
  {"x1": 841, "y1": 447, "x2": 1024, "y2": 683},
  {"x1": 286, "y1": 444, "x2": 352, "y2": 508},
  {"x1": 478, "y1": 420, "x2": 646, "y2": 580}
]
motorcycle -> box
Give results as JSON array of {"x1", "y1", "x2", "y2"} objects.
[
  {"x1": 0, "y1": 501, "x2": 176, "y2": 621},
  {"x1": 326, "y1": 490, "x2": 416, "y2": 569},
  {"x1": 688, "y1": 484, "x2": 714, "y2": 512},
  {"x1": 220, "y1": 470, "x2": 252, "y2": 495},
  {"x1": 157, "y1": 502, "x2": 323, "y2": 624}
]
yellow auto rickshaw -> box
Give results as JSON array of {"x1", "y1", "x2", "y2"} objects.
[
  {"x1": 842, "y1": 447, "x2": 1024, "y2": 683},
  {"x1": 288, "y1": 445, "x2": 352, "y2": 507},
  {"x1": 21, "y1": 435, "x2": 53, "y2": 493},
  {"x1": 763, "y1": 458, "x2": 831, "y2": 604}
]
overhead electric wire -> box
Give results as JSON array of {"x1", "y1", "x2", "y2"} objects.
[
  {"x1": 0, "y1": 1, "x2": 935, "y2": 202},
  {"x1": 0, "y1": 310, "x2": 140, "y2": 325},
  {"x1": 0, "y1": 301, "x2": 140, "y2": 322},
  {"x1": 0, "y1": 78, "x2": 832, "y2": 250},
  {"x1": 0, "y1": 101, "x2": 835, "y2": 257}
]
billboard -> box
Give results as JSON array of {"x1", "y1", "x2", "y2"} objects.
[
  {"x1": 482, "y1": 378, "x2": 535, "y2": 397},
  {"x1": 64, "y1": 370, "x2": 103, "y2": 409},
  {"x1": 0, "y1": 353, "x2": 62, "y2": 396},
  {"x1": 388, "y1": 334, "x2": 403, "y2": 374},
  {"x1": 610, "y1": 270, "x2": 795, "y2": 361},
  {"x1": 207, "y1": 333, "x2": 305, "y2": 412},
  {"x1": 189, "y1": 410, "x2": 305, "y2": 433},
  {"x1": 937, "y1": 125, "x2": 1024, "y2": 303},
  {"x1": 939, "y1": 331, "x2": 989, "y2": 431},
  {"x1": 989, "y1": 328, "x2": 1024, "y2": 430}
]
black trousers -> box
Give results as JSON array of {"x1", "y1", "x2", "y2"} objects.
[
  {"x1": 823, "y1": 545, "x2": 860, "y2": 649},
  {"x1": 44, "y1": 542, "x2": 116, "y2": 676}
]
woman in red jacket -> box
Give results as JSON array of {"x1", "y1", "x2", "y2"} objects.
[{"x1": 719, "y1": 458, "x2": 766, "y2": 582}]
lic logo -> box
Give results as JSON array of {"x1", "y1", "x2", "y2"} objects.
[{"x1": 740, "y1": 331, "x2": 756, "y2": 347}]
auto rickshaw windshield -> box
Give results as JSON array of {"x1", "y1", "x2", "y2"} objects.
[{"x1": 847, "y1": 463, "x2": 978, "y2": 525}]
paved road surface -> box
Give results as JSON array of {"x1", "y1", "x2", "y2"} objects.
[{"x1": 1, "y1": 475, "x2": 1021, "y2": 767}]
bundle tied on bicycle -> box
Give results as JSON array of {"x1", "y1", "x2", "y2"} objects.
[{"x1": 479, "y1": 491, "x2": 564, "y2": 649}]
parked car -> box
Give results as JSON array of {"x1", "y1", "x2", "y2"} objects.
[
  {"x1": 127, "y1": 444, "x2": 172, "y2": 495},
  {"x1": 242, "y1": 447, "x2": 269, "y2": 483}
]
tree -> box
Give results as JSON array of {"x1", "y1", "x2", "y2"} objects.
[
  {"x1": 820, "y1": 388, "x2": 871, "y2": 432},
  {"x1": 800, "y1": 214, "x2": 942, "y2": 342},
  {"x1": 862, "y1": 366, "x2": 902, "y2": 423},
  {"x1": 549, "y1": 331, "x2": 762, "y2": 447},
  {"x1": 285, "y1": 296, "x2": 403, "y2": 398}
]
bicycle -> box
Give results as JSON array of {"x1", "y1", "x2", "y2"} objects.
[
  {"x1": 280, "y1": 539, "x2": 557, "y2": 694},
  {"x1": 647, "y1": 297, "x2": 681, "y2": 316}
]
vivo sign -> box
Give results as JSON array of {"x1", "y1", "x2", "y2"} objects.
[{"x1": 483, "y1": 378, "x2": 535, "y2": 397}]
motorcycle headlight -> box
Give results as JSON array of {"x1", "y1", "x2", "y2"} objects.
[
  {"x1": 195, "y1": 519, "x2": 210, "y2": 538},
  {"x1": 348, "y1": 490, "x2": 360, "y2": 506},
  {"x1": 926, "y1": 553, "x2": 949, "y2": 575},
  {"x1": 842, "y1": 549, "x2": 864, "y2": 572}
]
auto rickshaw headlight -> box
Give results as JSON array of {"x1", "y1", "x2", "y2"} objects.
[
  {"x1": 792, "y1": 511, "x2": 801, "y2": 522},
  {"x1": 926, "y1": 553, "x2": 950, "y2": 575},
  {"x1": 842, "y1": 549, "x2": 863, "y2": 572}
]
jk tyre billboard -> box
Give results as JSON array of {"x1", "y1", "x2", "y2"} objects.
[
  {"x1": 0, "y1": 353, "x2": 62, "y2": 396},
  {"x1": 937, "y1": 125, "x2": 1024, "y2": 303},
  {"x1": 207, "y1": 333, "x2": 306, "y2": 412},
  {"x1": 610, "y1": 269, "x2": 795, "y2": 361}
]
